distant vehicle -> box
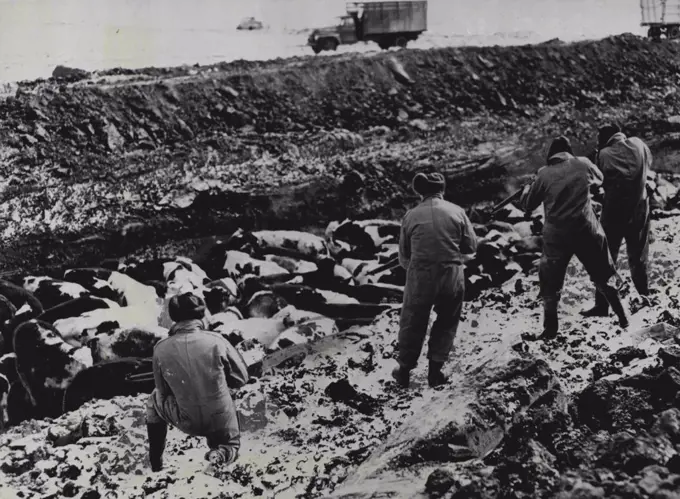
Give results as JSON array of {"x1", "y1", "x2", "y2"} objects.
[
  {"x1": 307, "y1": 0, "x2": 427, "y2": 54},
  {"x1": 237, "y1": 17, "x2": 264, "y2": 30},
  {"x1": 641, "y1": 0, "x2": 680, "y2": 39}
]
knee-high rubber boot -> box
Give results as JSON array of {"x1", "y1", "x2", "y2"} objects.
[
  {"x1": 428, "y1": 360, "x2": 448, "y2": 388},
  {"x1": 542, "y1": 299, "x2": 559, "y2": 340},
  {"x1": 522, "y1": 299, "x2": 559, "y2": 342},
  {"x1": 581, "y1": 290, "x2": 609, "y2": 317},
  {"x1": 147, "y1": 422, "x2": 168, "y2": 472},
  {"x1": 600, "y1": 284, "x2": 629, "y2": 328},
  {"x1": 631, "y1": 265, "x2": 649, "y2": 297},
  {"x1": 391, "y1": 362, "x2": 411, "y2": 388}
]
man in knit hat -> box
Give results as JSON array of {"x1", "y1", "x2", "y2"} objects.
[
  {"x1": 581, "y1": 124, "x2": 652, "y2": 318},
  {"x1": 520, "y1": 135, "x2": 629, "y2": 341},
  {"x1": 146, "y1": 292, "x2": 250, "y2": 471},
  {"x1": 392, "y1": 171, "x2": 478, "y2": 388}
]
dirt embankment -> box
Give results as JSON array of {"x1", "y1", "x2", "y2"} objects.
[{"x1": 2, "y1": 34, "x2": 680, "y2": 274}]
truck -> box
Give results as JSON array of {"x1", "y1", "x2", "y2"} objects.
[
  {"x1": 641, "y1": 0, "x2": 680, "y2": 40},
  {"x1": 307, "y1": 0, "x2": 427, "y2": 54}
]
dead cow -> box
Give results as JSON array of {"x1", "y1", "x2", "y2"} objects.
[
  {"x1": 13, "y1": 320, "x2": 92, "y2": 419},
  {"x1": 23, "y1": 276, "x2": 90, "y2": 310},
  {"x1": 88, "y1": 326, "x2": 169, "y2": 364}
]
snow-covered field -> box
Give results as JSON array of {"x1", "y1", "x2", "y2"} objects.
[{"x1": 0, "y1": 0, "x2": 647, "y2": 83}]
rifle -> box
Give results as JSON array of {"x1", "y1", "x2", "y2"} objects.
[
  {"x1": 126, "y1": 372, "x2": 154, "y2": 383},
  {"x1": 366, "y1": 256, "x2": 400, "y2": 276},
  {"x1": 487, "y1": 185, "x2": 528, "y2": 218}
]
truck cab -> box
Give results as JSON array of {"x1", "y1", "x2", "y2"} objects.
[
  {"x1": 338, "y1": 16, "x2": 360, "y2": 44},
  {"x1": 307, "y1": 16, "x2": 358, "y2": 53},
  {"x1": 308, "y1": 1, "x2": 427, "y2": 54}
]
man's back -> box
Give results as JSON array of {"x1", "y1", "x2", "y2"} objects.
[
  {"x1": 400, "y1": 197, "x2": 477, "y2": 266},
  {"x1": 522, "y1": 152, "x2": 602, "y2": 232},
  {"x1": 153, "y1": 323, "x2": 248, "y2": 435},
  {"x1": 599, "y1": 133, "x2": 650, "y2": 220}
]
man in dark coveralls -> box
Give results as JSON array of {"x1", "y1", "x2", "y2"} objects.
[
  {"x1": 392, "y1": 172, "x2": 478, "y2": 388},
  {"x1": 146, "y1": 293, "x2": 250, "y2": 471},
  {"x1": 520, "y1": 136, "x2": 629, "y2": 341},
  {"x1": 582, "y1": 124, "x2": 652, "y2": 317}
]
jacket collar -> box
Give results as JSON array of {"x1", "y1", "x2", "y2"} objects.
[
  {"x1": 547, "y1": 151, "x2": 574, "y2": 165},
  {"x1": 420, "y1": 193, "x2": 444, "y2": 202},
  {"x1": 606, "y1": 132, "x2": 627, "y2": 147},
  {"x1": 169, "y1": 319, "x2": 204, "y2": 336}
]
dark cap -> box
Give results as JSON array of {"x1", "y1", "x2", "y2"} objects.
[
  {"x1": 168, "y1": 292, "x2": 206, "y2": 322},
  {"x1": 598, "y1": 124, "x2": 622, "y2": 149},
  {"x1": 547, "y1": 135, "x2": 573, "y2": 161},
  {"x1": 412, "y1": 172, "x2": 445, "y2": 197}
]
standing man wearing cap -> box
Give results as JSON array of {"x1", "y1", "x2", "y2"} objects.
[
  {"x1": 582, "y1": 124, "x2": 652, "y2": 318},
  {"x1": 146, "y1": 292, "x2": 250, "y2": 472},
  {"x1": 520, "y1": 136, "x2": 629, "y2": 341},
  {"x1": 392, "y1": 171, "x2": 478, "y2": 388}
]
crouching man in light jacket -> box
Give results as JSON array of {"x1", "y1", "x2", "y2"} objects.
[{"x1": 146, "y1": 292, "x2": 250, "y2": 471}]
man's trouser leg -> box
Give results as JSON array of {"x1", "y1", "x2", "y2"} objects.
[
  {"x1": 205, "y1": 407, "x2": 241, "y2": 466},
  {"x1": 588, "y1": 224, "x2": 624, "y2": 316},
  {"x1": 575, "y1": 225, "x2": 629, "y2": 327},
  {"x1": 537, "y1": 230, "x2": 573, "y2": 339},
  {"x1": 146, "y1": 395, "x2": 169, "y2": 472},
  {"x1": 625, "y1": 202, "x2": 651, "y2": 296},
  {"x1": 427, "y1": 264, "x2": 465, "y2": 386},
  {"x1": 398, "y1": 265, "x2": 437, "y2": 371},
  {"x1": 538, "y1": 252, "x2": 570, "y2": 338}
]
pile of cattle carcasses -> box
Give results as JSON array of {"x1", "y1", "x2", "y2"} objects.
[{"x1": 0, "y1": 215, "x2": 546, "y2": 429}]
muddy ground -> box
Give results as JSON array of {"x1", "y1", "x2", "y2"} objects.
[
  {"x1": 2, "y1": 216, "x2": 680, "y2": 499},
  {"x1": 2, "y1": 33, "x2": 680, "y2": 499}
]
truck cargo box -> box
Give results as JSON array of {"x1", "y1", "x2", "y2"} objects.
[
  {"x1": 347, "y1": 1, "x2": 427, "y2": 35},
  {"x1": 641, "y1": 0, "x2": 680, "y2": 25}
]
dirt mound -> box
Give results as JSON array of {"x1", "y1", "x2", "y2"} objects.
[
  {"x1": 436, "y1": 341, "x2": 680, "y2": 499},
  {"x1": 2, "y1": 33, "x2": 680, "y2": 274}
]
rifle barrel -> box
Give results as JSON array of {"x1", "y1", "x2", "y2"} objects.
[{"x1": 490, "y1": 187, "x2": 525, "y2": 215}]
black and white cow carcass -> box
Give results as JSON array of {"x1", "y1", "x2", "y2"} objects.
[
  {"x1": 227, "y1": 228, "x2": 331, "y2": 262},
  {"x1": 88, "y1": 325, "x2": 169, "y2": 364},
  {"x1": 326, "y1": 219, "x2": 400, "y2": 259},
  {"x1": 209, "y1": 316, "x2": 289, "y2": 349},
  {"x1": 61, "y1": 268, "x2": 126, "y2": 304},
  {"x1": 52, "y1": 304, "x2": 163, "y2": 348},
  {"x1": 0, "y1": 353, "x2": 17, "y2": 430},
  {"x1": 0, "y1": 295, "x2": 17, "y2": 354},
  {"x1": 62, "y1": 357, "x2": 154, "y2": 413},
  {"x1": 2, "y1": 295, "x2": 121, "y2": 356},
  {"x1": 13, "y1": 320, "x2": 92, "y2": 420},
  {"x1": 0, "y1": 279, "x2": 44, "y2": 315},
  {"x1": 238, "y1": 277, "x2": 393, "y2": 330},
  {"x1": 22, "y1": 276, "x2": 91, "y2": 310},
  {"x1": 266, "y1": 317, "x2": 339, "y2": 353},
  {"x1": 223, "y1": 250, "x2": 290, "y2": 281},
  {"x1": 0, "y1": 280, "x2": 44, "y2": 352},
  {"x1": 38, "y1": 295, "x2": 121, "y2": 325},
  {"x1": 64, "y1": 267, "x2": 160, "y2": 307},
  {"x1": 340, "y1": 257, "x2": 405, "y2": 287}
]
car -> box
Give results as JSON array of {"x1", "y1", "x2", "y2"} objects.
[{"x1": 237, "y1": 17, "x2": 264, "y2": 31}]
